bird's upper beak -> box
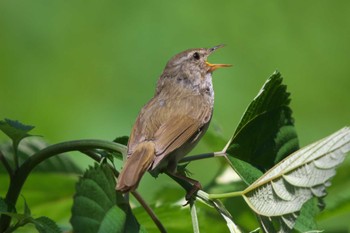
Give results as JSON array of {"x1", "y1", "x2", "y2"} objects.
[{"x1": 206, "y1": 44, "x2": 232, "y2": 72}]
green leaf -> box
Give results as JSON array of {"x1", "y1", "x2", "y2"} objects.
[
  {"x1": 294, "y1": 198, "x2": 319, "y2": 232},
  {"x1": 226, "y1": 71, "x2": 299, "y2": 174},
  {"x1": 70, "y1": 163, "x2": 142, "y2": 233},
  {"x1": 113, "y1": 136, "x2": 129, "y2": 146},
  {"x1": 0, "y1": 119, "x2": 35, "y2": 151},
  {"x1": 98, "y1": 206, "x2": 126, "y2": 233},
  {"x1": 225, "y1": 157, "x2": 263, "y2": 185},
  {"x1": 32, "y1": 216, "x2": 61, "y2": 233}
]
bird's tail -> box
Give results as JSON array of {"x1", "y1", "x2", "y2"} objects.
[{"x1": 116, "y1": 141, "x2": 155, "y2": 192}]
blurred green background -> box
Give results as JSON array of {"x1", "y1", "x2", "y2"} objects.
[{"x1": 1, "y1": 0, "x2": 350, "y2": 232}]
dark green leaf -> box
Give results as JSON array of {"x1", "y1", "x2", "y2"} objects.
[
  {"x1": 70, "y1": 163, "x2": 142, "y2": 233},
  {"x1": 226, "y1": 71, "x2": 299, "y2": 176},
  {"x1": 225, "y1": 157, "x2": 262, "y2": 185},
  {"x1": 234, "y1": 71, "x2": 289, "y2": 134},
  {"x1": 0, "y1": 119, "x2": 35, "y2": 150},
  {"x1": 32, "y1": 216, "x2": 61, "y2": 233},
  {"x1": 224, "y1": 72, "x2": 304, "y2": 232},
  {"x1": 113, "y1": 136, "x2": 129, "y2": 146}
]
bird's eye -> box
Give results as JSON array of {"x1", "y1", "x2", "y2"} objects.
[{"x1": 193, "y1": 52, "x2": 200, "y2": 60}]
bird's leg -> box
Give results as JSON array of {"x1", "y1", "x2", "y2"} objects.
[{"x1": 166, "y1": 171, "x2": 202, "y2": 201}]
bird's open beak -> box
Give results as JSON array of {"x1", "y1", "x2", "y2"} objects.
[
  {"x1": 206, "y1": 44, "x2": 232, "y2": 72},
  {"x1": 206, "y1": 62, "x2": 232, "y2": 72}
]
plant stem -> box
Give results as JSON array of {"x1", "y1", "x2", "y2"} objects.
[
  {"x1": 208, "y1": 191, "x2": 244, "y2": 200},
  {"x1": 0, "y1": 139, "x2": 126, "y2": 232},
  {"x1": 179, "y1": 151, "x2": 226, "y2": 164},
  {"x1": 179, "y1": 152, "x2": 215, "y2": 163},
  {"x1": 190, "y1": 201, "x2": 200, "y2": 233}
]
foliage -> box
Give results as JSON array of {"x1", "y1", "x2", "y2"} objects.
[{"x1": 0, "y1": 71, "x2": 350, "y2": 233}]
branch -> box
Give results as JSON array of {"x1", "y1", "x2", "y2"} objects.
[
  {"x1": 179, "y1": 152, "x2": 215, "y2": 163},
  {"x1": 132, "y1": 191, "x2": 167, "y2": 233}
]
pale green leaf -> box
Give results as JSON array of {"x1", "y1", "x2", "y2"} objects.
[{"x1": 242, "y1": 127, "x2": 350, "y2": 232}]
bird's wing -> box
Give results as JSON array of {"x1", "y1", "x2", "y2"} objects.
[
  {"x1": 127, "y1": 94, "x2": 211, "y2": 169},
  {"x1": 153, "y1": 114, "x2": 201, "y2": 159}
]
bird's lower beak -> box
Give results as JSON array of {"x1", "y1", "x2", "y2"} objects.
[{"x1": 206, "y1": 62, "x2": 232, "y2": 72}]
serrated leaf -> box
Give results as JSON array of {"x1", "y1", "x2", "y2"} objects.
[
  {"x1": 97, "y1": 206, "x2": 126, "y2": 233},
  {"x1": 71, "y1": 163, "x2": 142, "y2": 233},
  {"x1": 32, "y1": 216, "x2": 61, "y2": 233},
  {"x1": 242, "y1": 127, "x2": 350, "y2": 232},
  {"x1": 225, "y1": 71, "x2": 299, "y2": 175}
]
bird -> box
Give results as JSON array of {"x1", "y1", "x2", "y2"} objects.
[{"x1": 116, "y1": 45, "x2": 230, "y2": 195}]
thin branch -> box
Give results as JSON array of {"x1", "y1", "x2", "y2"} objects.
[
  {"x1": 179, "y1": 151, "x2": 226, "y2": 164},
  {"x1": 0, "y1": 150, "x2": 13, "y2": 177},
  {"x1": 179, "y1": 152, "x2": 215, "y2": 163},
  {"x1": 132, "y1": 191, "x2": 167, "y2": 233}
]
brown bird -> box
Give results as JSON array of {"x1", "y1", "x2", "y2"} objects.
[{"x1": 116, "y1": 45, "x2": 230, "y2": 194}]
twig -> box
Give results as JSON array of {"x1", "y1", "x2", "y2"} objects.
[
  {"x1": 132, "y1": 191, "x2": 167, "y2": 233},
  {"x1": 179, "y1": 152, "x2": 215, "y2": 163},
  {"x1": 179, "y1": 151, "x2": 226, "y2": 164},
  {"x1": 0, "y1": 150, "x2": 13, "y2": 177}
]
